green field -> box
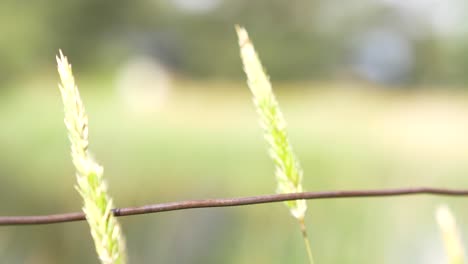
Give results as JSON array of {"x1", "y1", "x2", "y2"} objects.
[{"x1": 1, "y1": 79, "x2": 467, "y2": 263}]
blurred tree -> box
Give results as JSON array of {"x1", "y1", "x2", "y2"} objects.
[{"x1": 1, "y1": 0, "x2": 468, "y2": 88}]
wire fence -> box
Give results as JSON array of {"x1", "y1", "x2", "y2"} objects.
[{"x1": 1, "y1": 186, "x2": 468, "y2": 226}]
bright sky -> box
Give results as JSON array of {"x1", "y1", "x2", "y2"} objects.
[
  {"x1": 381, "y1": 0, "x2": 467, "y2": 36},
  {"x1": 169, "y1": 0, "x2": 221, "y2": 14}
]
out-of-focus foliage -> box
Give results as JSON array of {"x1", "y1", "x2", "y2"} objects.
[
  {"x1": 1, "y1": 0, "x2": 468, "y2": 87},
  {"x1": 1, "y1": 81, "x2": 468, "y2": 263}
]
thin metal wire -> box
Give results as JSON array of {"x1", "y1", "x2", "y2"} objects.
[{"x1": 1, "y1": 187, "x2": 468, "y2": 226}]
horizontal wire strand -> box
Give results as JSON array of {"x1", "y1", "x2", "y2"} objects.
[{"x1": 1, "y1": 187, "x2": 468, "y2": 226}]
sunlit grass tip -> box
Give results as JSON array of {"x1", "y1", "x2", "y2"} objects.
[
  {"x1": 235, "y1": 25, "x2": 307, "y2": 220},
  {"x1": 56, "y1": 50, "x2": 127, "y2": 264},
  {"x1": 235, "y1": 25, "x2": 313, "y2": 264},
  {"x1": 436, "y1": 205, "x2": 465, "y2": 264}
]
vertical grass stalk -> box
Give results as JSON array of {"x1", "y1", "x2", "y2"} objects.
[
  {"x1": 236, "y1": 25, "x2": 314, "y2": 264},
  {"x1": 57, "y1": 51, "x2": 127, "y2": 264},
  {"x1": 436, "y1": 205, "x2": 465, "y2": 264}
]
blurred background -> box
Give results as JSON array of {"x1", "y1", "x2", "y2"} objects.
[{"x1": 1, "y1": 0, "x2": 468, "y2": 263}]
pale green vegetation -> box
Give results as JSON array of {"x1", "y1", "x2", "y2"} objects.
[
  {"x1": 236, "y1": 26, "x2": 313, "y2": 263},
  {"x1": 56, "y1": 51, "x2": 126, "y2": 264},
  {"x1": 436, "y1": 205, "x2": 465, "y2": 264}
]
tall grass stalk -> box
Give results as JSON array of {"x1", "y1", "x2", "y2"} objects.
[
  {"x1": 56, "y1": 50, "x2": 127, "y2": 264},
  {"x1": 235, "y1": 26, "x2": 314, "y2": 264},
  {"x1": 436, "y1": 205, "x2": 465, "y2": 264}
]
